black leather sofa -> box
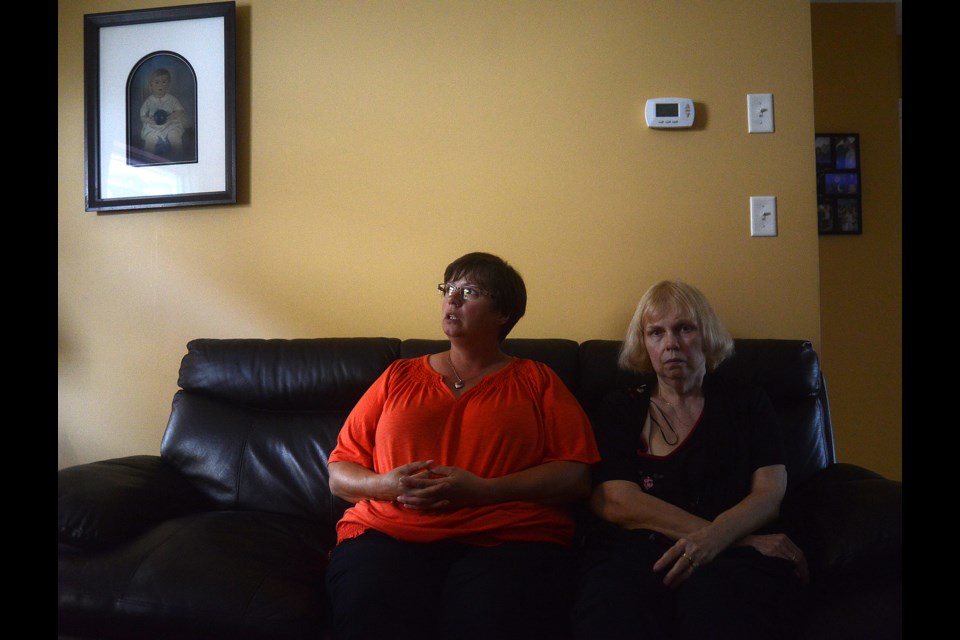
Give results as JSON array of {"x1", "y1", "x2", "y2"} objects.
[{"x1": 58, "y1": 337, "x2": 902, "y2": 640}]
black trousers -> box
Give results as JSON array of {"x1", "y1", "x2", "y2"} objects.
[
  {"x1": 572, "y1": 529, "x2": 804, "y2": 640},
  {"x1": 326, "y1": 530, "x2": 575, "y2": 640}
]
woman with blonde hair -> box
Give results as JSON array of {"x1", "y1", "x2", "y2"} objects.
[{"x1": 573, "y1": 280, "x2": 807, "y2": 640}]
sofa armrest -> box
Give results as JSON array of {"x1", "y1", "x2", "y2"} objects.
[
  {"x1": 783, "y1": 462, "x2": 901, "y2": 581},
  {"x1": 58, "y1": 455, "x2": 211, "y2": 550}
]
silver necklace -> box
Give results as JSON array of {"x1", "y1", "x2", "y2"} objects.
[{"x1": 447, "y1": 357, "x2": 468, "y2": 389}]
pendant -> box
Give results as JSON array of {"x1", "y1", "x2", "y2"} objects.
[{"x1": 454, "y1": 381, "x2": 465, "y2": 389}]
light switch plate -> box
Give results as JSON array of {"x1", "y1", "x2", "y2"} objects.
[
  {"x1": 747, "y1": 93, "x2": 774, "y2": 133},
  {"x1": 750, "y1": 196, "x2": 777, "y2": 236}
]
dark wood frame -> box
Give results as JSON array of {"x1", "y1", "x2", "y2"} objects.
[
  {"x1": 816, "y1": 133, "x2": 862, "y2": 235},
  {"x1": 84, "y1": 2, "x2": 236, "y2": 213}
]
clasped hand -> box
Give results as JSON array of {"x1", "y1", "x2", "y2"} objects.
[{"x1": 388, "y1": 460, "x2": 482, "y2": 511}]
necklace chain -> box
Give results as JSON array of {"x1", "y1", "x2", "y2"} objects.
[
  {"x1": 447, "y1": 357, "x2": 468, "y2": 389},
  {"x1": 447, "y1": 355, "x2": 507, "y2": 390},
  {"x1": 648, "y1": 399, "x2": 681, "y2": 446}
]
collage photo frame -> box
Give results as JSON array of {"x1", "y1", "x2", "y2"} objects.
[{"x1": 816, "y1": 133, "x2": 862, "y2": 235}]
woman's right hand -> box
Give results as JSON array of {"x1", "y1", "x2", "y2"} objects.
[
  {"x1": 329, "y1": 460, "x2": 437, "y2": 504},
  {"x1": 653, "y1": 526, "x2": 727, "y2": 588},
  {"x1": 388, "y1": 460, "x2": 453, "y2": 510}
]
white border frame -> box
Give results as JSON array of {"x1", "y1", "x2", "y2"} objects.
[{"x1": 84, "y1": 2, "x2": 236, "y2": 212}]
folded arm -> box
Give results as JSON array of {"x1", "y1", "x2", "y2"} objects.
[{"x1": 592, "y1": 464, "x2": 800, "y2": 585}]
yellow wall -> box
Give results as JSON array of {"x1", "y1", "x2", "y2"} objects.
[
  {"x1": 812, "y1": 3, "x2": 902, "y2": 480},
  {"x1": 59, "y1": 0, "x2": 824, "y2": 469}
]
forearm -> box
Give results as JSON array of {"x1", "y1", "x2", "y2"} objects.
[
  {"x1": 592, "y1": 465, "x2": 785, "y2": 548},
  {"x1": 328, "y1": 461, "x2": 391, "y2": 503},
  {"x1": 478, "y1": 461, "x2": 591, "y2": 506},
  {"x1": 591, "y1": 480, "x2": 709, "y2": 539},
  {"x1": 706, "y1": 487, "x2": 782, "y2": 549}
]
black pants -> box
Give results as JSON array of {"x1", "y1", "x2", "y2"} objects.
[
  {"x1": 326, "y1": 530, "x2": 575, "y2": 640},
  {"x1": 572, "y1": 529, "x2": 804, "y2": 640}
]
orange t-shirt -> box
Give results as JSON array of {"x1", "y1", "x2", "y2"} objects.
[{"x1": 329, "y1": 356, "x2": 600, "y2": 546}]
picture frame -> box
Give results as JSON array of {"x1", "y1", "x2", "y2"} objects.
[
  {"x1": 84, "y1": 2, "x2": 237, "y2": 213},
  {"x1": 815, "y1": 133, "x2": 862, "y2": 235}
]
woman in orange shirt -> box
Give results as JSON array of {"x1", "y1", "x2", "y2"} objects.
[{"x1": 326, "y1": 252, "x2": 600, "y2": 640}]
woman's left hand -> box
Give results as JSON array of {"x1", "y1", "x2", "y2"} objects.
[{"x1": 739, "y1": 533, "x2": 810, "y2": 584}]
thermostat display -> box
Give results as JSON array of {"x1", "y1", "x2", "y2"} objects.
[{"x1": 645, "y1": 98, "x2": 695, "y2": 128}]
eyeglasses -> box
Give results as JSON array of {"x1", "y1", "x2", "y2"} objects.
[{"x1": 437, "y1": 283, "x2": 493, "y2": 301}]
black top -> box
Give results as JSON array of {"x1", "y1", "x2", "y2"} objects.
[{"x1": 590, "y1": 373, "x2": 784, "y2": 523}]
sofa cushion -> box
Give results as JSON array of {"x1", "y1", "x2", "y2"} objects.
[
  {"x1": 784, "y1": 462, "x2": 902, "y2": 579},
  {"x1": 58, "y1": 455, "x2": 210, "y2": 550},
  {"x1": 58, "y1": 510, "x2": 330, "y2": 640}
]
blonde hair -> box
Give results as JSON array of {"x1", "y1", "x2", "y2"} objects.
[{"x1": 618, "y1": 280, "x2": 733, "y2": 374}]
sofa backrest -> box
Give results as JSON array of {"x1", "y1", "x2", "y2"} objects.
[
  {"x1": 713, "y1": 338, "x2": 835, "y2": 486},
  {"x1": 160, "y1": 336, "x2": 834, "y2": 528},
  {"x1": 161, "y1": 338, "x2": 401, "y2": 537}
]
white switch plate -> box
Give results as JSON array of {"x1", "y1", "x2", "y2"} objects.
[
  {"x1": 750, "y1": 196, "x2": 777, "y2": 236},
  {"x1": 747, "y1": 93, "x2": 774, "y2": 133}
]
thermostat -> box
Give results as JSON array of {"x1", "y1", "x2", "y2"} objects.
[{"x1": 645, "y1": 98, "x2": 695, "y2": 128}]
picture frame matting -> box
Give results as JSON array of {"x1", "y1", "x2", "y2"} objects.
[{"x1": 84, "y1": 1, "x2": 237, "y2": 212}]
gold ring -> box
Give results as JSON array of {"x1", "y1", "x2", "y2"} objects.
[{"x1": 682, "y1": 552, "x2": 697, "y2": 568}]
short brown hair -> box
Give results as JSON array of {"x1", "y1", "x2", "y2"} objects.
[{"x1": 443, "y1": 252, "x2": 526, "y2": 340}]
